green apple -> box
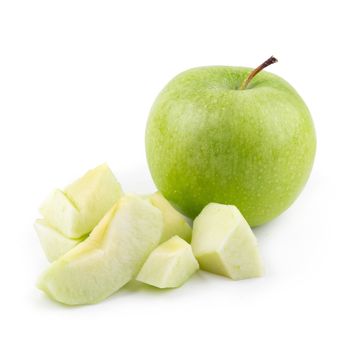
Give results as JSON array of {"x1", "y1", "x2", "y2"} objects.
[
  {"x1": 148, "y1": 192, "x2": 192, "y2": 242},
  {"x1": 136, "y1": 235, "x2": 199, "y2": 288},
  {"x1": 145, "y1": 57, "x2": 316, "y2": 226},
  {"x1": 37, "y1": 195, "x2": 163, "y2": 305},
  {"x1": 34, "y1": 219, "x2": 86, "y2": 262},
  {"x1": 191, "y1": 203, "x2": 263, "y2": 280},
  {"x1": 40, "y1": 163, "x2": 123, "y2": 238}
]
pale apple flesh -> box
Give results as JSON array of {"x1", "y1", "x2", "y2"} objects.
[
  {"x1": 136, "y1": 235, "x2": 199, "y2": 288},
  {"x1": 191, "y1": 203, "x2": 263, "y2": 280},
  {"x1": 34, "y1": 219, "x2": 86, "y2": 262},
  {"x1": 39, "y1": 189, "x2": 80, "y2": 238},
  {"x1": 148, "y1": 192, "x2": 192, "y2": 242},
  {"x1": 37, "y1": 195, "x2": 163, "y2": 305},
  {"x1": 40, "y1": 163, "x2": 123, "y2": 238}
]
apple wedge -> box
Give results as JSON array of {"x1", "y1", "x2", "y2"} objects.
[
  {"x1": 40, "y1": 163, "x2": 122, "y2": 238},
  {"x1": 148, "y1": 192, "x2": 192, "y2": 242},
  {"x1": 34, "y1": 219, "x2": 86, "y2": 262},
  {"x1": 136, "y1": 235, "x2": 199, "y2": 288},
  {"x1": 37, "y1": 195, "x2": 163, "y2": 305},
  {"x1": 191, "y1": 203, "x2": 263, "y2": 280}
]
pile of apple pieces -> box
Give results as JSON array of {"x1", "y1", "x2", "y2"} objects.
[{"x1": 35, "y1": 164, "x2": 263, "y2": 305}]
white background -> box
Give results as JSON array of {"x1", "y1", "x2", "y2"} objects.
[{"x1": 0, "y1": 1, "x2": 349, "y2": 349}]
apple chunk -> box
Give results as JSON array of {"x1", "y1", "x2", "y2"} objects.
[
  {"x1": 37, "y1": 195, "x2": 163, "y2": 305},
  {"x1": 191, "y1": 203, "x2": 263, "y2": 280},
  {"x1": 137, "y1": 236, "x2": 199, "y2": 288},
  {"x1": 34, "y1": 219, "x2": 86, "y2": 262},
  {"x1": 148, "y1": 192, "x2": 192, "y2": 242},
  {"x1": 40, "y1": 164, "x2": 123, "y2": 238}
]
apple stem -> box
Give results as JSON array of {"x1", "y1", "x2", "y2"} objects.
[{"x1": 239, "y1": 56, "x2": 278, "y2": 90}]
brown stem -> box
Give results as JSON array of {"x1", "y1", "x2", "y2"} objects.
[{"x1": 239, "y1": 56, "x2": 278, "y2": 90}]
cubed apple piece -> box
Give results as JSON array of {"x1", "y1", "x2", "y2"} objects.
[
  {"x1": 34, "y1": 219, "x2": 86, "y2": 262},
  {"x1": 39, "y1": 163, "x2": 123, "y2": 238},
  {"x1": 37, "y1": 195, "x2": 163, "y2": 305},
  {"x1": 191, "y1": 203, "x2": 263, "y2": 280},
  {"x1": 136, "y1": 235, "x2": 199, "y2": 288},
  {"x1": 148, "y1": 192, "x2": 192, "y2": 242}
]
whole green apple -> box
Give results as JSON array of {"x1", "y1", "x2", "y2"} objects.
[{"x1": 145, "y1": 57, "x2": 316, "y2": 226}]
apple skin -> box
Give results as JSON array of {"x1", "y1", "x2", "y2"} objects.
[{"x1": 145, "y1": 66, "x2": 316, "y2": 226}]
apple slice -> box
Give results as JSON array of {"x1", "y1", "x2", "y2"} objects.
[
  {"x1": 191, "y1": 203, "x2": 263, "y2": 280},
  {"x1": 37, "y1": 195, "x2": 163, "y2": 305},
  {"x1": 40, "y1": 164, "x2": 122, "y2": 238},
  {"x1": 136, "y1": 235, "x2": 199, "y2": 288},
  {"x1": 34, "y1": 219, "x2": 86, "y2": 262},
  {"x1": 148, "y1": 192, "x2": 192, "y2": 242}
]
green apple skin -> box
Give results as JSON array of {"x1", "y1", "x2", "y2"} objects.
[
  {"x1": 145, "y1": 67, "x2": 316, "y2": 226},
  {"x1": 37, "y1": 195, "x2": 163, "y2": 305}
]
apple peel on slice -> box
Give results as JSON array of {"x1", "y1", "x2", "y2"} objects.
[
  {"x1": 136, "y1": 235, "x2": 199, "y2": 288},
  {"x1": 37, "y1": 195, "x2": 163, "y2": 305},
  {"x1": 191, "y1": 203, "x2": 263, "y2": 280},
  {"x1": 148, "y1": 192, "x2": 192, "y2": 243},
  {"x1": 34, "y1": 219, "x2": 86, "y2": 262},
  {"x1": 40, "y1": 163, "x2": 123, "y2": 238}
]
